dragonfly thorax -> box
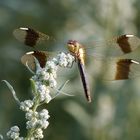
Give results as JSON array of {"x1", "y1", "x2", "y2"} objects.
[{"x1": 67, "y1": 40, "x2": 85, "y2": 64}]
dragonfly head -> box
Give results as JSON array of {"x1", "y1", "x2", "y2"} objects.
[{"x1": 67, "y1": 40, "x2": 80, "y2": 54}]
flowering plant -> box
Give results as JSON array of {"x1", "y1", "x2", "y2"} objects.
[{"x1": 1, "y1": 52, "x2": 74, "y2": 140}]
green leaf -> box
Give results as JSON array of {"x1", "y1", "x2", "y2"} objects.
[
  {"x1": 52, "y1": 80, "x2": 74, "y2": 99},
  {"x1": 2, "y1": 80, "x2": 20, "y2": 105},
  {"x1": 30, "y1": 78, "x2": 38, "y2": 96}
]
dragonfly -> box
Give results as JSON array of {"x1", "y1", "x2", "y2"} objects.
[{"x1": 13, "y1": 27, "x2": 140, "y2": 102}]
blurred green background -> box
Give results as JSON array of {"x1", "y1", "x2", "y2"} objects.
[{"x1": 1, "y1": 0, "x2": 140, "y2": 139}]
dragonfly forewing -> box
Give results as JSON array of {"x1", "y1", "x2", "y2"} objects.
[
  {"x1": 86, "y1": 34, "x2": 140, "y2": 57},
  {"x1": 13, "y1": 27, "x2": 50, "y2": 47}
]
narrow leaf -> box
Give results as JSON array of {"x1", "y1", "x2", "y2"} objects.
[
  {"x1": 30, "y1": 79, "x2": 37, "y2": 96},
  {"x1": 2, "y1": 80, "x2": 20, "y2": 105},
  {"x1": 52, "y1": 80, "x2": 74, "y2": 99}
]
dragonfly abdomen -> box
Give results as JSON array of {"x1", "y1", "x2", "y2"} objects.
[{"x1": 77, "y1": 60, "x2": 91, "y2": 102}]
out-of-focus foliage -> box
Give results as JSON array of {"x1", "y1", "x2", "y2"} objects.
[{"x1": 0, "y1": 0, "x2": 140, "y2": 139}]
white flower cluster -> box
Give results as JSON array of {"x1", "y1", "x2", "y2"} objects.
[
  {"x1": 26, "y1": 109, "x2": 50, "y2": 139},
  {"x1": 20, "y1": 100, "x2": 33, "y2": 112},
  {"x1": 35, "y1": 82, "x2": 52, "y2": 103},
  {"x1": 32, "y1": 52, "x2": 74, "y2": 103},
  {"x1": 56, "y1": 52, "x2": 75, "y2": 67},
  {"x1": 7, "y1": 126, "x2": 23, "y2": 140},
  {"x1": 19, "y1": 100, "x2": 50, "y2": 139},
  {"x1": 5, "y1": 52, "x2": 74, "y2": 140}
]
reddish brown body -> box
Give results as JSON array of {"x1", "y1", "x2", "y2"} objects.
[{"x1": 67, "y1": 40, "x2": 91, "y2": 102}]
